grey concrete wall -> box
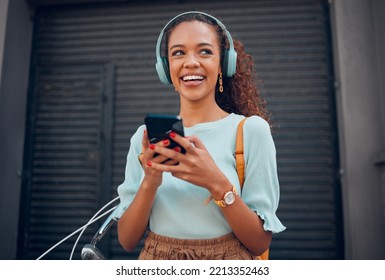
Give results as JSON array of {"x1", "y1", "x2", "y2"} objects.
[
  {"x1": 0, "y1": 0, "x2": 33, "y2": 259},
  {"x1": 330, "y1": 0, "x2": 385, "y2": 259}
]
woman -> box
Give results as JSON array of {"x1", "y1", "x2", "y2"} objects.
[{"x1": 116, "y1": 11, "x2": 285, "y2": 260}]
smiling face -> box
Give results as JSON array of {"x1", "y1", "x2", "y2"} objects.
[{"x1": 167, "y1": 20, "x2": 222, "y2": 104}]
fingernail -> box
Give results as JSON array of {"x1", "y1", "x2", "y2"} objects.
[
  {"x1": 163, "y1": 139, "x2": 170, "y2": 145},
  {"x1": 149, "y1": 144, "x2": 156, "y2": 150},
  {"x1": 169, "y1": 132, "x2": 176, "y2": 138},
  {"x1": 174, "y1": 146, "x2": 181, "y2": 152},
  {"x1": 146, "y1": 161, "x2": 152, "y2": 167}
]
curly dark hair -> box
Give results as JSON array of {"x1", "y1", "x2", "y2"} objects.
[{"x1": 163, "y1": 12, "x2": 270, "y2": 123}]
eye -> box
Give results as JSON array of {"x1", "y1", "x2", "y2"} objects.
[
  {"x1": 171, "y1": 50, "x2": 184, "y2": 56},
  {"x1": 200, "y1": 49, "x2": 213, "y2": 55}
]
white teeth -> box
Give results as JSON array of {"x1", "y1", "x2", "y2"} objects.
[{"x1": 182, "y1": 75, "x2": 204, "y2": 81}]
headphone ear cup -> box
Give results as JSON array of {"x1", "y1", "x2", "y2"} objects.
[
  {"x1": 225, "y1": 48, "x2": 237, "y2": 77},
  {"x1": 156, "y1": 57, "x2": 171, "y2": 84}
]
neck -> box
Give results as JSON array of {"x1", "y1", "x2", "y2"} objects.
[{"x1": 179, "y1": 99, "x2": 229, "y2": 127}]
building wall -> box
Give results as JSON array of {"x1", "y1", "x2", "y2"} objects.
[
  {"x1": 0, "y1": 0, "x2": 33, "y2": 259},
  {"x1": 329, "y1": 0, "x2": 385, "y2": 259}
]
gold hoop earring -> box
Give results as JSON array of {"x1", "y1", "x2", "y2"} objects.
[{"x1": 218, "y1": 72, "x2": 224, "y2": 93}]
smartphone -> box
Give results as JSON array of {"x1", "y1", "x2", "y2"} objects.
[{"x1": 144, "y1": 113, "x2": 186, "y2": 154}]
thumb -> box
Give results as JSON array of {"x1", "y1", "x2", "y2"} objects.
[
  {"x1": 186, "y1": 135, "x2": 207, "y2": 151},
  {"x1": 142, "y1": 129, "x2": 149, "y2": 150}
]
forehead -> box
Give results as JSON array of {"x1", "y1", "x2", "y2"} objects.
[{"x1": 168, "y1": 20, "x2": 220, "y2": 46}]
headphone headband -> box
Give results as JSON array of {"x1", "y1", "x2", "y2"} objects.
[{"x1": 155, "y1": 11, "x2": 237, "y2": 85}]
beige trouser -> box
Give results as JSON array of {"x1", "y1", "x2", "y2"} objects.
[{"x1": 138, "y1": 231, "x2": 255, "y2": 260}]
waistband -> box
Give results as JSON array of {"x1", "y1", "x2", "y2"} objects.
[
  {"x1": 146, "y1": 231, "x2": 237, "y2": 246},
  {"x1": 139, "y1": 231, "x2": 255, "y2": 260}
]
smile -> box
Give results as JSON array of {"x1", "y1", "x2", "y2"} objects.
[{"x1": 181, "y1": 75, "x2": 205, "y2": 82}]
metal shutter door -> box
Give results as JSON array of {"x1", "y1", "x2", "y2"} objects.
[
  {"x1": 22, "y1": 64, "x2": 114, "y2": 259},
  {"x1": 23, "y1": 0, "x2": 342, "y2": 260}
]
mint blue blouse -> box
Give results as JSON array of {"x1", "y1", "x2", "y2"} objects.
[{"x1": 116, "y1": 113, "x2": 286, "y2": 238}]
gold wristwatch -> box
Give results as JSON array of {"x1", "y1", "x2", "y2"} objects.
[{"x1": 213, "y1": 186, "x2": 238, "y2": 207}]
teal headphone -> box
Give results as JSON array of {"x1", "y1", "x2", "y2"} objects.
[{"x1": 155, "y1": 11, "x2": 238, "y2": 85}]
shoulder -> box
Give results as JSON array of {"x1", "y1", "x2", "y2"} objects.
[
  {"x1": 243, "y1": 116, "x2": 271, "y2": 136},
  {"x1": 242, "y1": 116, "x2": 275, "y2": 151},
  {"x1": 242, "y1": 116, "x2": 277, "y2": 161},
  {"x1": 132, "y1": 124, "x2": 146, "y2": 139}
]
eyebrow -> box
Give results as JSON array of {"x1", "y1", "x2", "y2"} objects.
[{"x1": 169, "y1": 42, "x2": 215, "y2": 50}]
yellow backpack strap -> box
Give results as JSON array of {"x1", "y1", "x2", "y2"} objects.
[
  {"x1": 235, "y1": 117, "x2": 270, "y2": 260},
  {"x1": 235, "y1": 118, "x2": 247, "y2": 189}
]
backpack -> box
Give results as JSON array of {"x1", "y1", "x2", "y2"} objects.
[{"x1": 235, "y1": 118, "x2": 269, "y2": 260}]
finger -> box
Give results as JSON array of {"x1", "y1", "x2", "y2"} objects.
[
  {"x1": 147, "y1": 160, "x2": 178, "y2": 173},
  {"x1": 141, "y1": 142, "x2": 158, "y2": 166},
  {"x1": 146, "y1": 138, "x2": 174, "y2": 162},
  {"x1": 142, "y1": 129, "x2": 149, "y2": 149},
  {"x1": 161, "y1": 159, "x2": 179, "y2": 166},
  {"x1": 169, "y1": 132, "x2": 197, "y2": 154},
  {"x1": 150, "y1": 143, "x2": 184, "y2": 162},
  {"x1": 138, "y1": 129, "x2": 149, "y2": 165}
]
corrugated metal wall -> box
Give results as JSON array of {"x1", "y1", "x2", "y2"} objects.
[{"x1": 21, "y1": 0, "x2": 342, "y2": 260}]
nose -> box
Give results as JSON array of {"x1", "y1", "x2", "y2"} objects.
[{"x1": 183, "y1": 53, "x2": 200, "y2": 68}]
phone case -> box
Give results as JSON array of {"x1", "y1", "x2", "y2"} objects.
[{"x1": 144, "y1": 114, "x2": 185, "y2": 154}]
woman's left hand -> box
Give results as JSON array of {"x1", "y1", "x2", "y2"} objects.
[{"x1": 146, "y1": 132, "x2": 228, "y2": 191}]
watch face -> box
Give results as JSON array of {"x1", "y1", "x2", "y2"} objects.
[{"x1": 224, "y1": 191, "x2": 235, "y2": 205}]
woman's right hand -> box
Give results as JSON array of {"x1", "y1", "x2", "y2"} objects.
[
  {"x1": 118, "y1": 129, "x2": 174, "y2": 252},
  {"x1": 139, "y1": 130, "x2": 178, "y2": 190}
]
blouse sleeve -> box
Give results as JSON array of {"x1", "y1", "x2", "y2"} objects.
[
  {"x1": 114, "y1": 125, "x2": 146, "y2": 219},
  {"x1": 242, "y1": 116, "x2": 286, "y2": 233}
]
